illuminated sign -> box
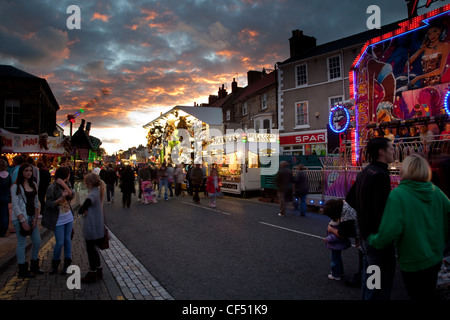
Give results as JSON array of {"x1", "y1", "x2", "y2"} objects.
[
  {"x1": 279, "y1": 131, "x2": 326, "y2": 145},
  {"x1": 445, "y1": 91, "x2": 450, "y2": 115},
  {"x1": 246, "y1": 133, "x2": 278, "y2": 143},
  {"x1": 329, "y1": 105, "x2": 350, "y2": 133}
]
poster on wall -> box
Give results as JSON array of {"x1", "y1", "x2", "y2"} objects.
[{"x1": 353, "y1": 10, "x2": 450, "y2": 141}]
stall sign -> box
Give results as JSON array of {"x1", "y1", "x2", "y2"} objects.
[
  {"x1": 221, "y1": 182, "x2": 241, "y2": 193},
  {"x1": 210, "y1": 133, "x2": 240, "y2": 146},
  {"x1": 280, "y1": 132, "x2": 326, "y2": 145},
  {"x1": 0, "y1": 128, "x2": 65, "y2": 154},
  {"x1": 247, "y1": 133, "x2": 278, "y2": 143}
]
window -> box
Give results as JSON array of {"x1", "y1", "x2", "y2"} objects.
[
  {"x1": 296, "y1": 64, "x2": 307, "y2": 86},
  {"x1": 263, "y1": 119, "x2": 270, "y2": 130},
  {"x1": 4, "y1": 99, "x2": 20, "y2": 129},
  {"x1": 329, "y1": 96, "x2": 343, "y2": 108},
  {"x1": 242, "y1": 102, "x2": 247, "y2": 116},
  {"x1": 295, "y1": 101, "x2": 308, "y2": 126},
  {"x1": 328, "y1": 55, "x2": 341, "y2": 80},
  {"x1": 261, "y1": 93, "x2": 268, "y2": 110},
  {"x1": 282, "y1": 145, "x2": 304, "y2": 156},
  {"x1": 226, "y1": 109, "x2": 230, "y2": 121}
]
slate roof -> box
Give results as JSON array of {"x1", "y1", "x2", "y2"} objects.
[{"x1": 279, "y1": 19, "x2": 408, "y2": 66}]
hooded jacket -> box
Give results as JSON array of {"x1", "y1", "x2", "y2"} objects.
[{"x1": 368, "y1": 180, "x2": 450, "y2": 272}]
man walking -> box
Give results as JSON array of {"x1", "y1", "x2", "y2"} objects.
[
  {"x1": 274, "y1": 161, "x2": 292, "y2": 217},
  {"x1": 345, "y1": 137, "x2": 395, "y2": 300},
  {"x1": 104, "y1": 164, "x2": 118, "y2": 204}
]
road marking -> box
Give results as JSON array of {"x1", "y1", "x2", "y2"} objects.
[
  {"x1": 182, "y1": 201, "x2": 231, "y2": 215},
  {"x1": 259, "y1": 222, "x2": 324, "y2": 240}
]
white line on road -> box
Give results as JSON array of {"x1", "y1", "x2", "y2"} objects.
[
  {"x1": 259, "y1": 222, "x2": 324, "y2": 240},
  {"x1": 182, "y1": 201, "x2": 231, "y2": 215}
]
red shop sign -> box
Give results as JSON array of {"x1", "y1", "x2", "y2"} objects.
[{"x1": 280, "y1": 132, "x2": 326, "y2": 145}]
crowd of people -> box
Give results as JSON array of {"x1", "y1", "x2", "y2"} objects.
[
  {"x1": 2, "y1": 140, "x2": 449, "y2": 299},
  {"x1": 323, "y1": 137, "x2": 450, "y2": 301}
]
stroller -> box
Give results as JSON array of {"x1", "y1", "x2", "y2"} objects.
[{"x1": 141, "y1": 180, "x2": 157, "y2": 204}]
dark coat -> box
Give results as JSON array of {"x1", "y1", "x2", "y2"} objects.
[
  {"x1": 293, "y1": 170, "x2": 309, "y2": 196},
  {"x1": 346, "y1": 161, "x2": 391, "y2": 240},
  {"x1": 120, "y1": 169, "x2": 136, "y2": 194}
]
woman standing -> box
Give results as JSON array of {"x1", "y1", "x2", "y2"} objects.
[
  {"x1": 42, "y1": 167, "x2": 75, "y2": 275},
  {"x1": 78, "y1": 173, "x2": 106, "y2": 283},
  {"x1": 120, "y1": 165, "x2": 135, "y2": 208},
  {"x1": 368, "y1": 154, "x2": 450, "y2": 300},
  {"x1": 11, "y1": 163, "x2": 42, "y2": 278},
  {"x1": 0, "y1": 159, "x2": 11, "y2": 237}
]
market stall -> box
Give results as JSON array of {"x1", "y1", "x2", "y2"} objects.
[
  {"x1": 209, "y1": 131, "x2": 279, "y2": 195},
  {"x1": 143, "y1": 105, "x2": 223, "y2": 166}
]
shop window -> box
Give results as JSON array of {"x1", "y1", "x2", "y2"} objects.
[
  {"x1": 4, "y1": 99, "x2": 20, "y2": 129},
  {"x1": 296, "y1": 64, "x2": 307, "y2": 86},
  {"x1": 295, "y1": 101, "x2": 309, "y2": 126},
  {"x1": 328, "y1": 55, "x2": 341, "y2": 80}
]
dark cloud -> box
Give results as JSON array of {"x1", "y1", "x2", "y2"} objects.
[{"x1": 0, "y1": 0, "x2": 447, "y2": 153}]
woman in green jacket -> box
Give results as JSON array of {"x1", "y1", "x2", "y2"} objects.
[{"x1": 368, "y1": 154, "x2": 450, "y2": 300}]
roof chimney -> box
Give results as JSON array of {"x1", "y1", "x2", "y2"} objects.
[
  {"x1": 218, "y1": 84, "x2": 227, "y2": 99},
  {"x1": 231, "y1": 78, "x2": 238, "y2": 93},
  {"x1": 289, "y1": 29, "x2": 316, "y2": 58}
]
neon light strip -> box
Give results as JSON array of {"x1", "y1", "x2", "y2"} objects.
[{"x1": 329, "y1": 105, "x2": 350, "y2": 133}]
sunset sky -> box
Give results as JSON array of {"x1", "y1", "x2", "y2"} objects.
[{"x1": 0, "y1": 0, "x2": 446, "y2": 154}]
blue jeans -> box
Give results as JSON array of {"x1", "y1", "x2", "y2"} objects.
[
  {"x1": 360, "y1": 239, "x2": 396, "y2": 300},
  {"x1": 330, "y1": 249, "x2": 343, "y2": 278},
  {"x1": 12, "y1": 217, "x2": 41, "y2": 264},
  {"x1": 158, "y1": 179, "x2": 168, "y2": 199},
  {"x1": 293, "y1": 195, "x2": 307, "y2": 216},
  {"x1": 53, "y1": 221, "x2": 73, "y2": 260},
  {"x1": 106, "y1": 184, "x2": 115, "y2": 202}
]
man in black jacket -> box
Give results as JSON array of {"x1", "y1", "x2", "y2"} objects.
[
  {"x1": 103, "y1": 164, "x2": 118, "y2": 203},
  {"x1": 345, "y1": 137, "x2": 395, "y2": 300}
]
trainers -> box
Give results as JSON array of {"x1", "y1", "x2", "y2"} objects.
[
  {"x1": 278, "y1": 213, "x2": 285, "y2": 217},
  {"x1": 328, "y1": 274, "x2": 341, "y2": 281}
]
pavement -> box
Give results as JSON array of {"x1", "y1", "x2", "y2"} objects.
[{"x1": 0, "y1": 204, "x2": 174, "y2": 300}]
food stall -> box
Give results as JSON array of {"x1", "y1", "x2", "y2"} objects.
[
  {"x1": 209, "y1": 131, "x2": 279, "y2": 195},
  {"x1": 143, "y1": 105, "x2": 224, "y2": 165}
]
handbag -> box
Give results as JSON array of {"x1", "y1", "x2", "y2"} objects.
[
  {"x1": 98, "y1": 206, "x2": 109, "y2": 250},
  {"x1": 19, "y1": 221, "x2": 33, "y2": 237},
  {"x1": 98, "y1": 227, "x2": 109, "y2": 250}
]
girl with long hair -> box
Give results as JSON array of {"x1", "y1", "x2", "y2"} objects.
[{"x1": 11, "y1": 163, "x2": 42, "y2": 278}]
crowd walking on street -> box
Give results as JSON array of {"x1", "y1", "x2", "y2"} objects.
[{"x1": 0, "y1": 145, "x2": 448, "y2": 301}]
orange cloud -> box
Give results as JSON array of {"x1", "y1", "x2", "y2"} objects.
[
  {"x1": 91, "y1": 12, "x2": 111, "y2": 22},
  {"x1": 239, "y1": 28, "x2": 260, "y2": 44}
]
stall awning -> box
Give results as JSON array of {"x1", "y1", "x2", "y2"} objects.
[{"x1": 143, "y1": 106, "x2": 223, "y2": 128}]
